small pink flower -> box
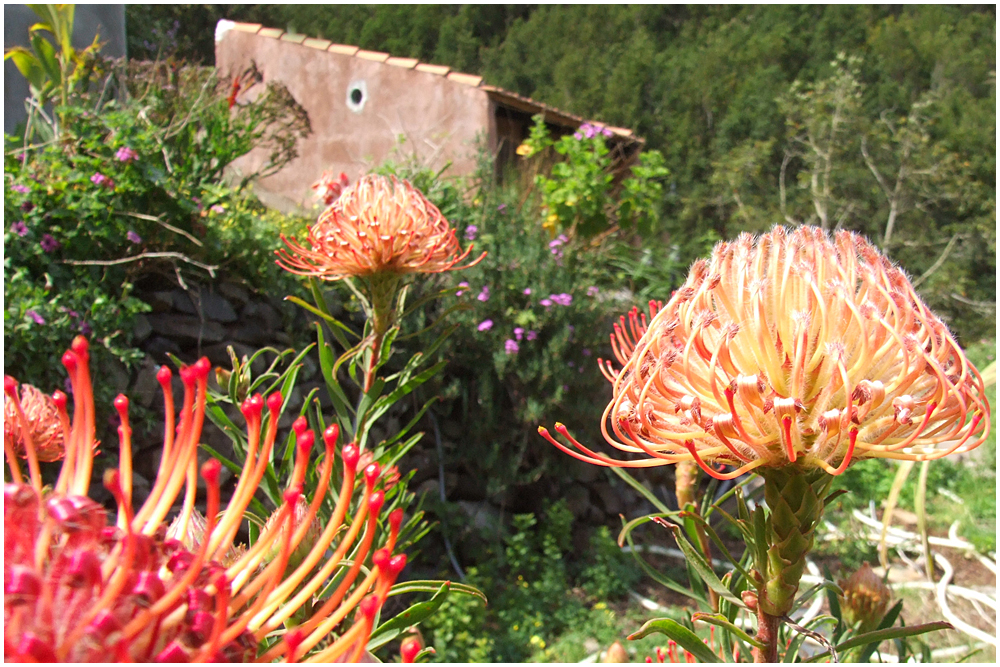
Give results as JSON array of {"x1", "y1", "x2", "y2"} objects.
[
  {"x1": 127, "y1": 230, "x2": 142, "y2": 244},
  {"x1": 211, "y1": 204, "x2": 225, "y2": 214},
  {"x1": 523, "y1": 288, "x2": 532, "y2": 295},
  {"x1": 477, "y1": 286, "x2": 490, "y2": 302},
  {"x1": 115, "y1": 146, "x2": 138, "y2": 162},
  {"x1": 456, "y1": 281, "x2": 469, "y2": 297},
  {"x1": 513, "y1": 327, "x2": 524, "y2": 341},
  {"x1": 26, "y1": 310, "x2": 45, "y2": 325},
  {"x1": 526, "y1": 330, "x2": 538, "y2": 341},
  {"x1": 540, "y1": 298, "x2": 552, "y2": 308},
  {"x1": 90, "y1": 173, "x2": 114, "y2": 189},
  {"x1": 464, "y1": 225, "x2": 478, "y2": 242},
  {"x1": 504, "y1": 339, "x2": 519, "y2": 355},
  {"x1": 11, "y1": 184, "x2": 30, "y2": 194},
  {"x1": 11, "y1": 221, "x2": 28, "y2": 237},
  {"x1": 587, "y1": 286, "x2": 599, "y2": 297},
  {"x1": 477, "y1": 319, "x2": 494, "y2": 332},
  {"x1": 40, "y1": 234, "x2": 60, "y2": 253}
]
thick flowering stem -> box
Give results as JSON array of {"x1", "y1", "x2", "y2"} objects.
[
  {"x1": 753, "y1": 467, "x2": 832, "y2": 662},
  {"x1": 363, "y1": 273, "x2": 402, "y2": 393}
]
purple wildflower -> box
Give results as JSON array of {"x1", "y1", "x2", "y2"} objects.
[
  {"x1": 211, "y1": 204, "x2": 225, "y2": 214},
  {"x1": 26, "y1": 310, "x2": 45, "y2": 325},
  {"x1": 477, "y1": 286, "x2": 490, "y2": 302},
  {"x1": 602, "y1": 127, "x2": 614, "y2": 138},
  {"x1": 40, "y1": 234, "x2": 60, "y2": 252},
  {"x1": 127, "y1": 230, "x2": 142, "y2": 244},
  {"x1": 79, "y1": 321, "x2": 92, "y2": 336},
  {"x1": 587, "y1": 286, "x2": 599, "y2": 297},
  {"x1": 540, "y1": 298, "x2": 553, "y2": 308},
  {"x1": 497, "y1": 203, "x2": 507, "y2": 214},
  {"x1": 115, "y1": 146, "x2": 138, "y2": 162},
  {"x1": 573, "y1": 131, "x2": 583, "y2": 140},
  {"x1": 464, "y1": 225, "x2": 478, "y2": 242},
  {"x1": 11, "y1": 184, "x2": 30, "y2": 194},
  {"x1": 513, "y1": 327, "x2": 524, "y2": 341},
  {"x1": 526, "y1": 330, "x2": 538, "y2": 341},
  {"x1": 21, "y1": 201, "x2": 34, "y2": 213},
  {"x1": 550, "y1": 293, "x2": 572, "y2": 306},
  {"x1": 582, "y1": 348, "x2": 592, "y2": 357},
  {"x1": 504, "y1": 339, "x2": 519, "y2": 355},
  {"x1": 477, "y1": 319, "x2": 494, "y2": 332},
  {"x1": 90, "y1": 173, "x2": 114, "y2": 189},
  {"x1": 523, "y1": 288, "x2": 532, "y2": 295},
  {"x1": 11, "y1": 221, "x2": 28, "y2": 237},
  {"x1": 456, "y1": 281, "x2": 469, "y2": 297}
]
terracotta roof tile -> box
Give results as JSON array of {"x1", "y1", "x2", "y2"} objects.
[
  {"x1": 328, "y1": 44, "x2": 360, "y2": 56},
  {"x1": 447, "y1": 72, "x2": 483, "y2": 87},
  {"x1": 257, "y1": 28, "x2": 283, "y2": 40},
  {"x1": 386, "y1": 57, "x2": 419, "y2": 69},
  {"x1": 303, "y1": 38, "x2": 332, "y2": 51},
  {"x1": 415, "y1": 63, "x2": 451, "y2": 76},
  {"x1": 280, "y1": 33, "x2": 307, "y2": 44},
  {"x1": 233, "y1": 23, "x2": 261, "y2": 34},
  {"x1": 355, "y1": 50, "x2": 390, "y2": 63}
]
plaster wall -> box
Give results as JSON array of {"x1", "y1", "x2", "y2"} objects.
[{"x1": 216, "y1": 29, "x2": 491, "y2": 212}]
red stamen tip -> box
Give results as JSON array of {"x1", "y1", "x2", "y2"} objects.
[
  {"x1": 284, "y1": 487, "x2": 302, "y2": 505},
  {"x1": 372, "y1": 548, "x2": 390, "y2": 571},
  {"x1": 156, "y1": 366, "x2": 172, "y2": 386},
  {"x1": 342, "y1": 443, "x2": 360, "y2": 471},
  {"x1": 3, "y1": 376, "x2": 16, "y2": 394},
  {"x1": 194, "y1": 357, "x2": 211, "y2": 379},
  {"x1": 292, "y1": 416, "x2": 308, "y2": 436},
  {"x1": 554, "y1": 422, "x2": 569, "y2": 435},
  {"x1": 180, "y1": 365, "x2": 196, "y2": 387},
  {"x1": 71, "y1": 335, "x2": 89, "y2": 357},
  {"x1": 388, "y1": 553, "x2": 407, "y2": 576},
  {"x1": 297, "y1": 430, "x2": 315, "y2": 455},
  {"x1": 201, "y1": 459, "x2": 222, "y2": 485},
  {"x1": 114, "y1": 394, "x2": 129, "y2": 415},
  {"x1": 266, "y1": 391, "x2": 284, "y2": 413},
  {"x1": 323, "y1": 424, "x2": 339, "y2": 448},
  {"x1": 359, "y1": 595, "x2": 380, "y2": 620},
  {"x1": 369, "y1": 490, "x2": 385, "y2": 515},
  {"x1": 401, "y1": 638, "x2": 422, "y2": 663},
  {"x1": 389, "y1": 508, "x2": 404, "y2": 533},
  {"x1": 62, "y1": 351, "x2": 78, "y2": 372},
  {"x1": 241, "y1": 394, "x2": 264, "y2": 420},
  {"x1": 364, "y1": 462, "x2": 382, "y2": 486},
  {"x1": 154, "y1": 640, "x2": 190, "y2": 663},
  {"x1": 103, "y1": 468, "x2": 122, "y2": 497},
  {"x1": 52, "y1": 390, "x2": 67, "y2": 409}
]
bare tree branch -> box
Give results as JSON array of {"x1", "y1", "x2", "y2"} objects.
[
  {"x1": 64, "y1": 252, "x2": 218, "y2": 277},
  {"x1": 911, "y1": 233, "x2": 960, "y2": 289}
]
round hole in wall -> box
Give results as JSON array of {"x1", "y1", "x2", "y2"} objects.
[{"x1": 346, "y1": 80, "x2": 367, "y2": 113}]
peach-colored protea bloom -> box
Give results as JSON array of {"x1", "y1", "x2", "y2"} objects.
[
  {"x1": 4, "y1": 336, "x2": 406, "y2": 662},
  {"x1": 4, "y1": 383, "x2": 67, "y2": 463},
  {"x1": 540, "y1": 226, "x2": 990, "y2": 479},
  {"x1": 277, "y1": 174, "x2": 485, "y2": 281}
]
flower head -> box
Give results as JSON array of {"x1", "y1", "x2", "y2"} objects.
[
  {"x1": 526, "y1": 330, "x2": 538, "y2": 341},
  {"x1": 587, "y1": 286, "x2": 600, "y2": 297},
  {"x1": 456, "y1": 281, "x2": 469, "y2": 296},
  {"x1": 312, "y1": 171, "x2": 350, "y2": 206},
  {"x1": 11, "y1": 221, "x2": 28, "y2": 237},
  {"x1": 278, "y1": 175, "x2": 484, "y2": 280},
  {"x1": 514, "y1": 327, "x2": 524, "y2": 341},
  {"x1": 4, "y1": 382, "x2": 66, "y2": 462},
  {"x1": 464, "y1": 225, "x2": 478, "y2": 242},
  {"x1": 90, "y1": 172, "x2": 114, "y2": 189},
  {"x1": 541, "y1": 226, "x2": 990, "y2": 478},
  {"x1": 838, "y1": 562, "x2": 891, "y2": 631},
  {"x1": 504, "y1": 339, "x2": 519, "y2": 355},
  {"x1": 12, "y1": 184, "x2": 30, "y2": 194},
  {"x1": 115, "y1": 146, "x2": 138, "y2": 163},
  {"x1": 40, "y1": 234, "x2": 60, "y2": 253},
  {"x1": 3, "y1": 337, "x2": 407, "y2": 662},
  {"x1": 478, "y1": 319, "x2": 494, "y2": 332},
  {"x1": 126, "y1": 230, "x2": 142, "y2": 244},
  {"x1": 477, "y1": 286, "x2": 490, "y2": 302},
  {"x1": 26, "y1": 310, "x2": 45, "y2": 325}
]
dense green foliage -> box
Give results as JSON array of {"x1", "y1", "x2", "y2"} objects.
[
  {"x1": 128, "y1": 4, "x2": 995, "y2": 342},
  {"x1": 4, "y1": 55, "x2": 308, "y2": 419}
]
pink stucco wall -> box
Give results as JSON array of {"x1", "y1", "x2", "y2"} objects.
[{"x1": 216, "y1": 27, "x2": 492, "y2": 211}]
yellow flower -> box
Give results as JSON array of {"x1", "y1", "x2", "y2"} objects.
[
  {"x1": 541, "y1": 226, "x2": 990, "y2": 478},
  {"x1": 516, "y1": 142, "x2": 533, "y2": 157}
]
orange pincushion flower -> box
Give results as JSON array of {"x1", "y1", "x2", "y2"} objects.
[
  {"x1": 4, "y1": 383, "x2": 66, "y2": 462},
  {"x1": 541, "y1": 226, "x2": 990, "y2": 479},
  {"x1": 3, "y1": 338, "x2": 407, "y2": 662},
  {"x1": 277, "y1": 174, "x2": 485, "y2": 280}
]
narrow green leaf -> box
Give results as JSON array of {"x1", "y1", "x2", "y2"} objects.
[
  {"x1": 367, "y1": 582, "x2": 452, "y2": 651},
  {"x1": 692, "y1": 612, "x2": 765, "y2": 649},
  {"x1": 682, "y1": 511, "x2": 750, "y2": 579},
  {"x1": 387, "y1": 580, "x2": 487, "y2": 603},
  {"x1": 628, "y1": 618, "x2": 720, "y2": 663},
  {"x1": 668, "y1": 524, "x2": 746, "y2": 609},
  {"x1": 806, "y1": 622, "x2": 953, "y2": 662}
]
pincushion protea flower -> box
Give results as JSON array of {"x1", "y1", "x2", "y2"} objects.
[
  {"x1": 4, "y1": 383, "x2": 68, "y2": 463},
  {"x1": 540, "y1": 225, "x2": 989, "y2": 478},
  {"x1": 277, "y1": 174, "x2": 485, "y2": 281},
  {"x1": 4, "y1": 336, "x2": 406, "y2": 662}
]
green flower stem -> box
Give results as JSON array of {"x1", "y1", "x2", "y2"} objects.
[
  {"x1": 753, "y1": 467, "x2": 833, "y2": 662},
  {"x1": 362, "y1": 273, "x2": 402, "y2": 392}
]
